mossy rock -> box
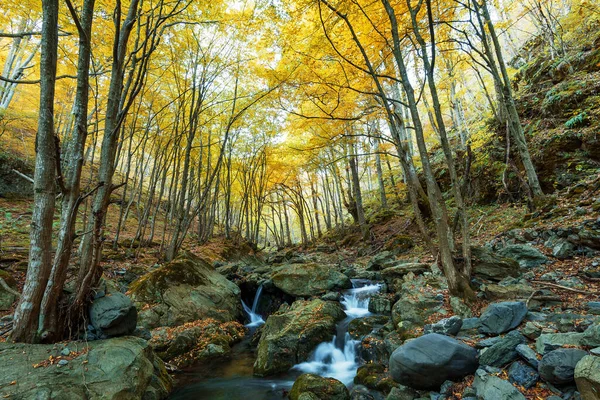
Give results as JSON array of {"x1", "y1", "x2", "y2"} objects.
[
  {"x1": 129, "y1": 251, "x2": 241, "y2": 328},
  {"x1": 348, "y1": 315, "x2": 390, "y2": 339},
  {"x1": 271, "y1": 263, "x2": 351, "y2": 297},
  {"x1": 289, "y1": 374, "x2": 350, "y2": 400}
]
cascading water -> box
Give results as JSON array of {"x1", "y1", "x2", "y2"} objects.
[
  {"x1": 293, "y1": 279, "x2": 382, "y2": 386},
  {"x1": 241, "y1": 285, "x2": 265, "y2": 328}
]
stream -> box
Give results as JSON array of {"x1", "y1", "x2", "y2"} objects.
[{"x1": 170, "y1": 279, "x2": 382, "y2": 399}]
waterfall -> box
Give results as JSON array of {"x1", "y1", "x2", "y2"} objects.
[
  {"x1": 292, "y1": 279, "x2": 382, "y2": 386},
  {"x1": 242, "y1": 285, "x2": 265, "y2": 328}
]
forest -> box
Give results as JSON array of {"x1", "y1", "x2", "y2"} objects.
[{"x1": 0, "y1": 0, "x2": 599, "y2": 399}]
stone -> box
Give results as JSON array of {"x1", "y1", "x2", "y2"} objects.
[
  {"x1": 508, "y1": 361, "x2": 539, "y2": 389},
  {"x1": 460, "y1": 318, "x2": 481, "y2": 331},
  {"x1": 289, "y1": 374, "x2": 350, "y2": 400},
  {"x1": 389, "y1": 333, "x2": 478, "y2": 390},
  {"x1": 471, "y1": 246, "x2": 519, "y2": 281},
  {"x1": 367, "y1": 251, "x2": 396, "y2": 271},
  {"x1": 516, "y1": 344, "x2": 539, "y2": 368},
  {"x1": 587, "y1": 302, "x2": 600, "y2": 315},
  {"x1": 381, "y1": 263, "x2": 430, "y2": 282},
  {"x1": 391, "y1": 293, "x2": 444, "y2": 327},
  {"x1": 521, "y1": 322, "x2": 543, "y2": 340},
  {"x1": 483, "y1": 284, "x2": 534, "y2": 301},
  {"x1": 473, "y1": 369, "x2": 526, "y2": 400},
  {"x1": 368, "y1": 295, "x2": 393, "y2": 315},
  {"x1": 130, "y1": 251, "x2": 241, "y2": 328},
  {"x1": 271, "y1": 263, "x2": 351, "y2": 297},
  {"x1": 423, "y1": 316, "x2": 463, "y2": 336},
  {"x1": 89, "y1": 292, "x2": 137, "y2": 337},
  {"x1": 350, "y1": 385, "x2": 375, "y2": 400},
  {"x1": 497, "y1": 244, "x2": 548, "y2": 269},
  {"x1": 349, "y1": 315, "x2": 390, "y2": 339},
  {"x1": 0, "y1": 337, "x2": 171, "y2": 399},
  {"x1": 538, "y1": 348, "x2": 588, "y2": 385},
  {"x1": 254, "y1": 299, "x2": 346, "y2": 376},
  {"x1": 536, "y1": 323, "x2": 600, "y2": 354},
  {"x1": 450, "y1": 297, "x2": 473, "y2": 318},
  {"x1": 575, "y1": 355, "x2": 600, "y2": 399},
  {"x1": 479, "y1": 302, "x2": 527, "y2": 336},
  {"x1": 552, "y1": 239, "x2": 576, "y2": 259},
  {"x1": 479, "y1": 331, "x2": 525, "y2": 367},
  {"x1": 386, "y1": 386, "x2": 418, "y2": 400}
]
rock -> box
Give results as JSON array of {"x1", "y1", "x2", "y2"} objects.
[
  {"x1": 472, "y1": 247, "x2": 519, "y2": 281},
  {"x1": 386, "y1": 385, "x2": 417, "y2": 400},
  {"x1": 450, "y1": 296, "x2": 473, "y2": 318},
  {"x1": 521, "y1": 322, "x2": 543, "y2": 340},
  {"x1": 538, "y1": 348, "x2": 588, "y2": 385},
  {"x1": 289, "y1": 374, "x2": 350, "y2": 400},
  {"x1": 89, "y1": 292, "x2": 137, "y2": 337},
  {"x1": 271, "y1": 263, "x2": 351, "y2": 297},
  {"x1": 322, "y1": 291, "x2": 341, "y2": 301},
  {"x1": 508, "y1": 361, "x2": 539, "y2": 389},
  {"x1": 369, "y1": 295, "x2": 393, "y2": 315},
  {"x1": 367, "y1": 251, "x2": 396, "y2": 271},
  {"x1": 391, "y1": 293, "x2": 444, "y2": 327},
  {"x1": 350, "y1": 385, "x2": 375, "y2": 400},
  {"x1": 479, "y1": 330, "x2": 525, "y2": 367},
  {"x1": 129, "y1": 251, "x2": 241, "y2": 328},
  {"x1": 0, "y1": 337, "x2": 171, "y2": 399},
  {"x1": 587, "y1": 302, "x2": 600, "y2": 315},
  {"x1": 349, "y1": 315, "x2": 390, "y2": 339},
  {"x1": 479, "y1": 302, "x2": 528, "y2": 336},
  {"x1": 0, "y1": 270, "x2": 18, "y2": 311},
  {"x1": 355, "y1": 363, "x2": 398, "y2": 392},
  {"x1": 423, "y1": 316, "x2": 462, "y2": 336},
  {"x1": 473, "y1": 369, "x2": 526, "y2": 400},
  {"x1": 497, "y1": 244, "x2": 547, "y2": 269},
  {"x1": 483, "y1": 283, "x2": 534, "y2": 301},
  {"x1": 575, "y1": 355, "x2": 600, "y2": 399},
  {"x1": 516, "y1": 344, "x2": 539, "y2": 368},
  {"x1": 361, "y1": 333, "x2": 392, "y2": 364},
  {"x1": 552, "y1": 239, "x2": 576, "y2": 259},
  {"x1": 389, "y1": 333, "x2": 478, "y2": 390},
  {"x1": 254, "y1": 299, "x2": 346, "y2": 376},
  {"x1": 460, "y1": 318, "x2": 481, "y2": 332},
  {"x1": 536, "y1": 323, "x2": 600, "y2": 354},
  {"x1": 381, "y1": 263, "x2": 430, "y2": 282}
]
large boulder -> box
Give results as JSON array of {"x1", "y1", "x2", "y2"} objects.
[
  {"x1": 289, "y1": 374, "x2": 350, "y2": 400},
  {"x1": 389, "y1": 333, "x2": 478, "y2": 390},
  {"x1": 575, "y1": 355, "x2": 600, "y2": 399},
  {"x1": 129, "y1": 251, "x2": 241, "y2": 328},
  {"x1": 254, "y1": 299, "x2": 346, "y2": 376},
  {"x1": 497, "y1": 244, "x2": 547, "y2": 269},
  {"x1": 271, "y1": 263, "x2": 351, "y2": 297},
  {"x1": 538, "y1": 348, "x2": 588, "y2": 385},
  {"x1": 536, "y1": 323, "x2": 600, "y2": 354},
  {"x1": 0, "y1": 337, "x2": 171, "y2": 399},
  {"x1": 479, "y1": 301, "x2": 528, "y2": 336},
  {"x1": 471, "y1": 246, "x2": 519, "y2": 281},
  {"x1": 89, "y1": 292, "x2": 137, "y2": 337},
  {"x1": 473, "y1": 369, "x2": 526, "y2": 400}
]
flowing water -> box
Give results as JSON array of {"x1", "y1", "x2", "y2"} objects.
[{"x1": 170, "y1": 279, "x2": 382, "y2": 399}]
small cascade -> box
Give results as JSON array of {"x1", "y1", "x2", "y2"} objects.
[
  {"x1": 241, "y1": 285, "x2": 265, "y2": 328},
  {"x1": 293, "y1": 279, "x2": 382, "y2": 386}
]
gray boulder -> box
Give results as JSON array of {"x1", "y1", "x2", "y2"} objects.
[
  {"x1": 536, "y1": 323, "x2": 600, "y2": 354},
  {"x1": 508, "y1": 361, "x2": 539, "y2": 389},
  {"x1": 89, "y1": 292, "x2": 137, "y2": 337},
  {"x1": 473, "y1": 369, "x2": 526, "y2": 400},
  {"x1": 389, "y1": 333, "x2": 478, "y2": 390},
  {"x1": 0, "y1": 337, "x2": 171, "y2": 399},
  {"x1": 538, "y1": 348, "x2": 588, "y2": 385},
  {"x1": 575, "y1": 355, "x2": 600, "y2": 399},
  {"x1": 479, "y1": 301, "x2": 528, "y2": 336},
  {"x1": 479, "y1": 330, "x2": 525, "y2": 367},
  {"x1": 516, "y1": 343, "x2": 539, "y2": 368},
  {"x1": 497, "y1": 244, "x2": 547, "y2": 268}
]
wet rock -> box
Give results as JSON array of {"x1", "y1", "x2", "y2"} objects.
[
  {"x1": 423, "y1": 316, "x2": 462, "y2": 336},
  {"x1": 508, "y1": 361, "x2": 539, "y2": 388},
  {"x1": 574, "y1": 355, "x2": 600, "y2": 399},
  {"x1": 289, "y1": 373, "x2": 350, "y2": 400},
  {"x1": 538, "y1": 348, "x2": 588, "y2": 385},
  {"x1": 130, "y1": 251, "x2": 241, "y2": 328},
  {"x1": 254, "y1": 299, "x2": 345, "y2": 376},
  {"x1": 350, "y1": 385, "x2": 376, "y2": 400},
  {"x1": 271, "y1": 263, "x2": 351, "y2": 297},
  {"x1": 479, "y1": 330, "x2": 525, "y2": 367},
  {"x1": 473, "y1": 368, "x2": 526, "y2": 400},
  {"x1": 497, "y1": 244, "x2": 547, "y2": 269},
  {"x1": 89, "y1": 292, "x2": 137, "y2": 338},
  {"x1": 349, "y1": 315, "x2": 390, "y2": 339},
  {"x1": 389, "y1": 333, "x2": 478, "y2": 390},
  {"x1": 0, "y1": 337, "x2": 171, "y2": 399},
  {"x1": 479, "y1": 301, "x2": 528, "y2": 336},
  {"x1": 471, "y1": 247, "x2": 519, "y2": 281}
]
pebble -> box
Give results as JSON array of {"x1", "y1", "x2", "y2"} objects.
[{"x1": 58, "y1": 359, "x2": 69, "y2": 366}]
